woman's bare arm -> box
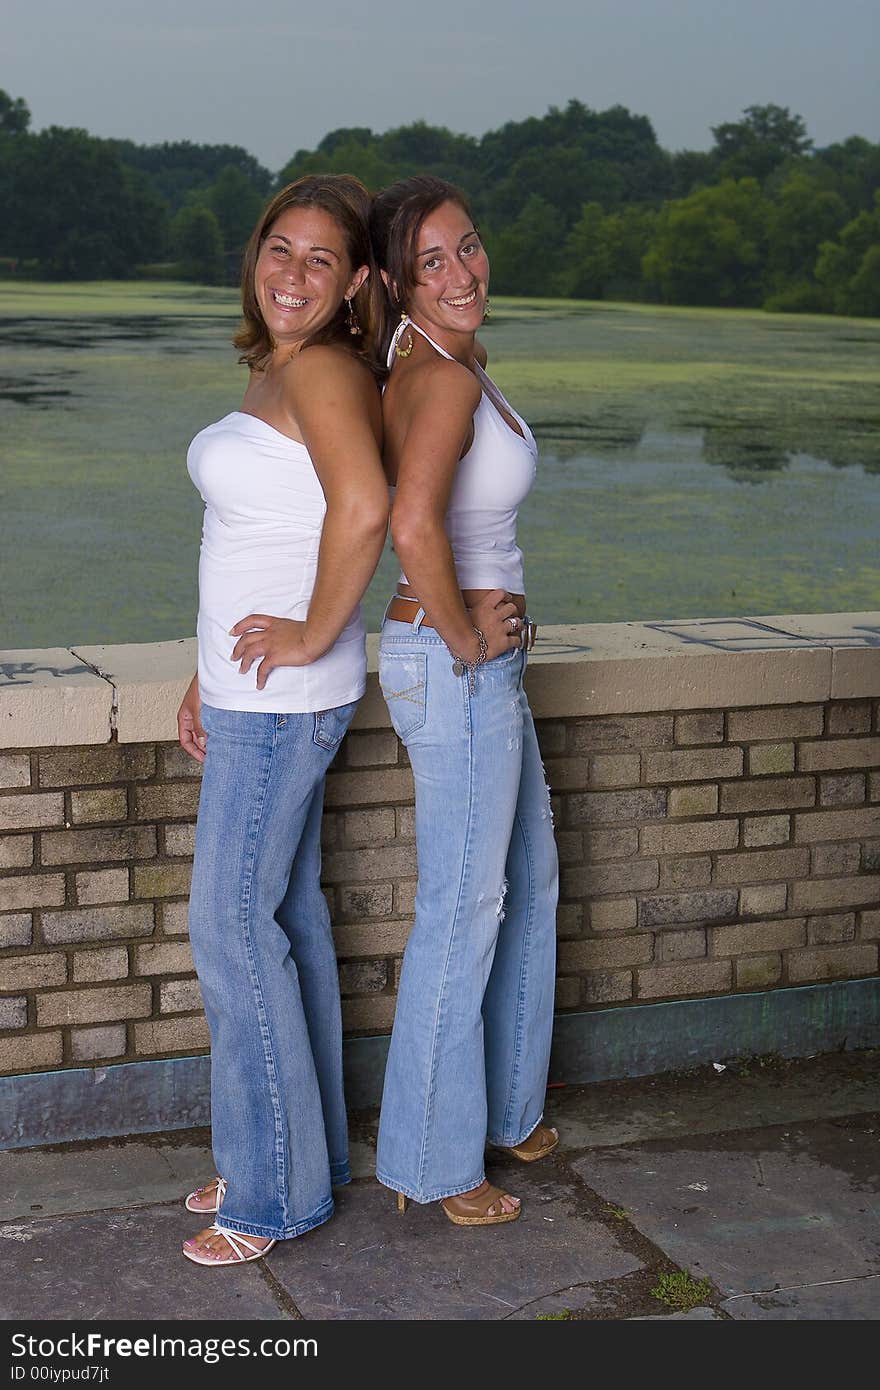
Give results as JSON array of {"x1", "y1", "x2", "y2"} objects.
[
  {"x1": 176, "y1": 673, "x2": 206, "y2": 762},
  {"x1": 232, "y1": 348, "x2": 388, "y2": 688},
  {"x1": 296, "y1": 349, "x2": 388, "y2": 651},
  {"x1": 390, "y1": 357, "x2": 518, "y2": 662}
]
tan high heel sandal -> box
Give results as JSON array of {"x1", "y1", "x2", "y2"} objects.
[
  {"x1": 495, "y1": 1123, "x2": 558, "y2": 1163},
  {"x1": 397, "y1": 1181, "x2": 521, "y2": 1226}
]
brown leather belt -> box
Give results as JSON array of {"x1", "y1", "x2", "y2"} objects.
[
  {"x1": 384, "y1": 597, "x2": 537, "y2": 649},
  {"x1": 385, "y1": 597, "x2": 435, "y2": 625}
]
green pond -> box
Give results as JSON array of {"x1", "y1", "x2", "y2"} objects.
[{"x1": 2, "y1": 282, "x2": 879, "y2": 650}]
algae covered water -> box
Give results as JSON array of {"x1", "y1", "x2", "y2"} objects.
[{"x1": 1, "y1": 283, "x2": 878, "y2": 649}]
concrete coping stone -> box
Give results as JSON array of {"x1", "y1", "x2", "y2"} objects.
[
  {"x1": 0, "y1": 649, "x2": 113, "y2": 748},
  {"x1": 1, "y1": 613, "x2": 877, "y2": 748}
]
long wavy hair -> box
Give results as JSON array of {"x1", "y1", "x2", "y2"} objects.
[
  {"x1": 234, "y1": 174, "x2": 384, "y2": 376},
  {"x1": 369, "y1": 175, "x2": 476, "y2": 361}
]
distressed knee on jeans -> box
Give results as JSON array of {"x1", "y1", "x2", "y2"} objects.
[
  {"x1": 496, "y1": 877, "x2": 508, "y2": 922},
  {"x1": 538, "y1": 760, "x2": 554, "y2": 825}
]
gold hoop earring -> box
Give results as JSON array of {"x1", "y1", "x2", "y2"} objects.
[
  {"x1": 395, "y1": 312, "x2": 414, "y2": 358},
  {"x1": 345, "y1": 297, "x2": 361, "y2": 336},
  {"x1": 483, "y1": 297, "x2": 492, "y2": 322}
]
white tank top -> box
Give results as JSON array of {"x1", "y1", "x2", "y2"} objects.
[
  {"x1": 387, "y1": 319, "x2": 537, "y2": 593},
  {"x1": 187, "y1": 411, "x2": 366, "y2": 713}
]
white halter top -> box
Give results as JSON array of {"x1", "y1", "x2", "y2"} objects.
[{"x1": 386, "y1": 317, "x2": 537, "y2": 593}]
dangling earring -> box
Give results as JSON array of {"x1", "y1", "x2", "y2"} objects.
[
  {"x1": 395, "y1": 311, "x2": 414, "y2": 358},
  {"x1": 345, "y1": 297, "x2": 361, "y2": 336},
  {"x1": 483, "y1": 297, "x2": 492, "y2": 322}
]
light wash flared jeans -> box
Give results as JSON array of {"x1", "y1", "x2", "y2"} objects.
[
  {"x1": 376, "y1": 618, "x2": 559, "y2": 1203},
  {"x1": 187, "y1": 698, "x2": 357, "y2": 1241}
]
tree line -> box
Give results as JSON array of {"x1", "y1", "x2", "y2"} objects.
[{"x1": 1, "y1": 90, "x2": 877, "y2": 315}]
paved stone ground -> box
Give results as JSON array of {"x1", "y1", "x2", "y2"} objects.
[{"x1": 0, "y1": 1051, "x2": 877, "y2": 1321}]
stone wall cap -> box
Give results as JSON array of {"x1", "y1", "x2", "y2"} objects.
[
  {"x1": 2, "y1": 614, "x2": 878, "y2": 748},
  {"x1": 70, "y1": 639, "x2": 197, "y2": 746},
  {"x1": 71, "y1": 639, "x2": 197, "y2": 687},
  {"x1": 0, "y1": 648, "x2": 112, "y2": 748}
]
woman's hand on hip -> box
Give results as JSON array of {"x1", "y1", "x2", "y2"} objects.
[
  {"x1": 468, "y1": 590, "x2": 524, "y2": 661},
  {"x1": 230, "y1": 615, "x2": 316, "y2": 689},
  {"x1": 177, "y1": 674, "x2": 207, "y2": 763}
]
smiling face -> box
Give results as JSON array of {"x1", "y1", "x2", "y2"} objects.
[
  {"x1": 254, "y1": 205, "x2": 368, "y2": 355},
  {"x1": 404, "y1": 199, "x2": 489, "y2": 349}
]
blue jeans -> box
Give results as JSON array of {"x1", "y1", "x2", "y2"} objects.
[
  {"x1": 188, "y1": 699, "x2": 357, "y2": 1240},
  {"x1": 376, "y1": 618, "x2": 559, "y2": 1202}
]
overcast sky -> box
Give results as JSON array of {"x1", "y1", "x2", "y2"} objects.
[{"x1": 6, "y1": 0, "x2": 877, "y2": 171}]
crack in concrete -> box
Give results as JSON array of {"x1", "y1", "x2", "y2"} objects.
[
  {"x1": 68, "y1": 645, "x2": 119, "y2": 738},
  {"x1": 551, "y1": 1149, "x2": 675, "y2": 1271},
  {"x1": 725, "y1": 1272, "x2": 880, "y2": 1301},
  {"x1": 258, "y1": 1259, "x2": 307, "y2": 1321},
  {"x1": 473, "y1": 1288, "x2": 518, "y2": 1308}
]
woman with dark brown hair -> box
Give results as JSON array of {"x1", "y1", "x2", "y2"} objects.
[
  {"x1": 175, "y1": 175, "x2": 388, "y2": 1266},
  {"x1": 370, "y1": 177, "x2": 559, "y2": 1227}
]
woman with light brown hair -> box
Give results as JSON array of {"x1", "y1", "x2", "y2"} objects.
[{"x1": 175, "y1": 174, "x2": 388, "y2": 1266}]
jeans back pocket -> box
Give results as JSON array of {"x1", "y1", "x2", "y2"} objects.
[
  {"x1": 313, "y1": 700, "x2": 359, "y2": 751},
  {"x1": 378, "y1": 650, "x2": 428, "y2": 742}
]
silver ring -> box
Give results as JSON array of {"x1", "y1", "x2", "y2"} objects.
[{"x1": 508, "y1": 616, "x2": 519, "y2": 632}]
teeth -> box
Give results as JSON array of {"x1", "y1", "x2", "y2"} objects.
[
  {"x1": 273, "y1": 291, "x2": 308, "y2": 307},
  {"x1": 444, "y1": 290, "x2": 477, "y2": 307}
]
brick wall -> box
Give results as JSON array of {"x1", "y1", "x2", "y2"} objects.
[
  {"x1": 2, "y1": 672, "x2": 878, "y2": 1078},
  {"x1": 552, "y1": 701, "x2": 879, "y2": 1009}
]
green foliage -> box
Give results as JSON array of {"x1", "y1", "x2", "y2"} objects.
[
  {"x1": 171, "y1": 205, "x2": 224, "y2": 285},
  {"x1": 651, "y1": 1270, "x2": 713, "y2": 1312},
  {"x1": 764, "y1": 171, "x2": 848, "y2": 292},
  {"x1": 816, "y1": 193, "x2": 880, "y2": 315},
  {"x1": 490, "y1": 146, "x2": 620, "y2": 228},
  {"x1": 277, "y1": 119, "x2": 479, "y2": 200},
  {"x1": 204, "y1": 165, "x2": 264, "y2": 258},
  {"x1": 489, "y1": 195, "x2": 566, "y2": 296},
  {"x1": 812, "y1": 136, "x2": 880, "y2": 219},
  {"x1": 106, "y1": 139, "x2": 272, "y2": 212},
  {"x1": 559, "y1": 203, "x2": 614, "y2": 298},
  {"x1": 763, "y1": 282, "x2": 831, "y2": 314},
  {"x1": 535, "y1": 1309, "x2": 572, "y2": 1320},
  {"x1": 849, "y1": 242, "x2": 880, "y2": 317},
  {"x1": 643, "y1": 178, "x2": 769, "y2": 306},
  {"x1": 613, "y1": 206, "x2": 660, "y2": 292},
  {"x1": 1, "y1": 124, "x2": 167, "y2": 278},
  {"x1": 670, "y1": 148, "x2": 718, "y2": 197},
  {"x1": 712, "y1": 103, "x2": 812, "y2": 182},
  {"x1": 0, "y1": 88, "x2": 30, "y2": 134},
  {"x1": 560, "y1": 203, "x2": 658, "y2": 299},
  {"x1": 0, "y1": 87, "x2": 877, "y2": 304},
  {"x1": 479, "y1": 100, "x2": 670, "y2": 229},
  {"x1": 278, "y1": 137, "x2": 403, "y2": 194}
]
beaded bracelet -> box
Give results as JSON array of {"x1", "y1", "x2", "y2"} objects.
[{"x1": 449, "y1": 627, "x2": 488, "y2": 694}]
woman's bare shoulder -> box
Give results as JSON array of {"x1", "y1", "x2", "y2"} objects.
[
  {"x1": 287, "y1": 343, "x2": 380, "y2": 401},
  {"x1": 393, "y1": 352, "x2": 481, "y2": 416}
]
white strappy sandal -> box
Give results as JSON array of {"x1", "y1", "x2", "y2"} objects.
[
  {"x1": 184, "y1": 1177, "x2": 227, "y2": 1214},
  {"x1": 182, "y1": 1222, "x2": 277, "y2": 1267}
]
